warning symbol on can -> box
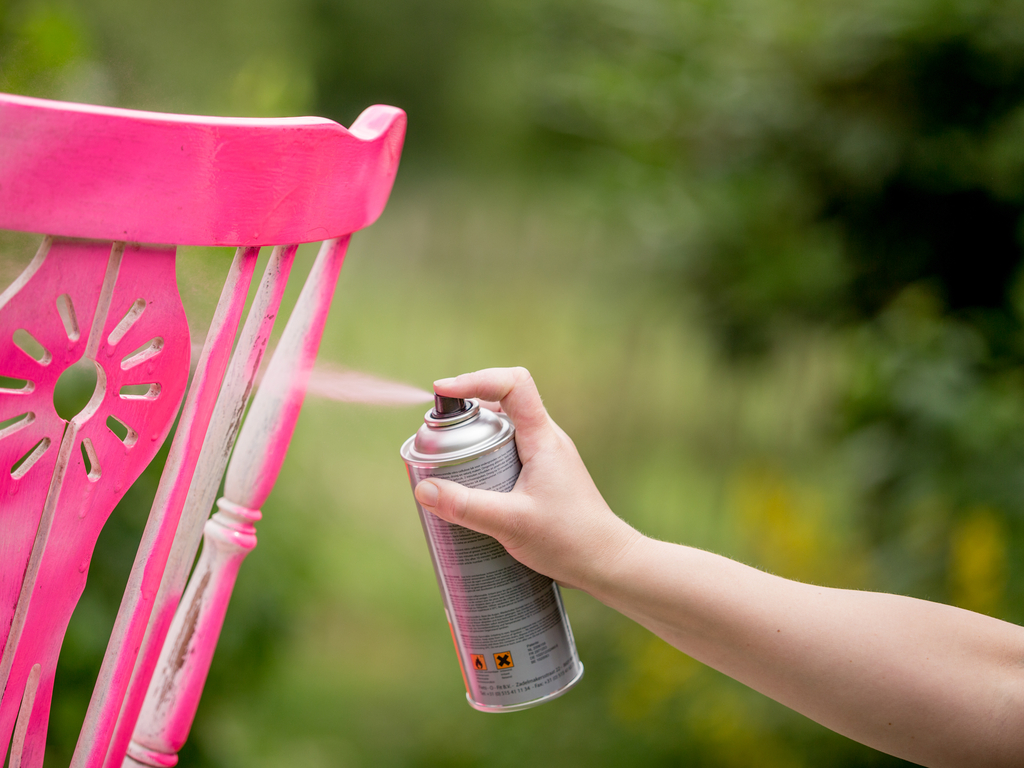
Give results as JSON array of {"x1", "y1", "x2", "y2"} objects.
[
  {"x1": 494, "y1": 651, "x2": 514, "y2": 669},
  {"x1": 470, "y1": 654, "x2": 487, "y2": 671}
]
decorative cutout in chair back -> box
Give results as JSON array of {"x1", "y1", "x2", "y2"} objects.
[{"x1": 0, "y1": 237, "x2": 190, "y2": 765}]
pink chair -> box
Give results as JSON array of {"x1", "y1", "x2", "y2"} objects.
[{"x1": 0, "y1": 92, "x2": 406, "y2": 768}]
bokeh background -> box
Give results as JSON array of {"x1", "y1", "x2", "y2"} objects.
[{"x1": 3, "y1": 0, "x2": 1024, "y2": 765}]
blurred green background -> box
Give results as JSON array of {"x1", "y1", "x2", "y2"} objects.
[{"x1": 3, "y1": 0, "x2": 1024, "y2": 765}]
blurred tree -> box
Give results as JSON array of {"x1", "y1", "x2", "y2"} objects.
[
  {"x1": 492, "y1": 0, "x2": 1024, "y2": 614},
  {"x1": 506, "y1": 0, "x2": 1024, "y2": 350},
  {"x1": 307, "y1": 0, "x2": 535, "y2": 172},
  {"x1": 0, "y1": 1, "x2": 93, "y2": 97}
]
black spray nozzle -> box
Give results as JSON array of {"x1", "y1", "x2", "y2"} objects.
[{"x1": 432, "y1": 393, "x2": 470, "y2": 419}]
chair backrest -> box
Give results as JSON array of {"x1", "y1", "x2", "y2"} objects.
[{"x1": 0, "y1": 92, "x2": 406, "y2": 768}]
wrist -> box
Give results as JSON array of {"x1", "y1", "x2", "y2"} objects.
[{"x1": 577, "y1": 518, "x2": 650, "y2": 601}]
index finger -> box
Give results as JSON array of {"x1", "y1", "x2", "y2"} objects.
[{"x1": 433, "y1": 367, "x2": 552, "y2": 454}]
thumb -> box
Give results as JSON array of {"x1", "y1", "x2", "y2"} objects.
[{"x1": 414, "y1": 478, "x2": 524, "y2": 543}]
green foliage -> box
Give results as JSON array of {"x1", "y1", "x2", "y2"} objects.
[
  {"x1": 0, "y1": 2, "x2": 93, "y2": 96},
  {"x1": 423, "y1": 0, "x2": 1024, "y2": 615},
  {"x1": 488, "y1": 0, "x2": 1024, "y2": 348}
]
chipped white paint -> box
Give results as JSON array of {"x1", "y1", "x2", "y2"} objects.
[{"x1": 125, "y1": 238, "x2": 350, "y2": 767}]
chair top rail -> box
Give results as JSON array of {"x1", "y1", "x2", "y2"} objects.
[{"x1": 0, "y1": 93, "x2": 406, "y2": 247}]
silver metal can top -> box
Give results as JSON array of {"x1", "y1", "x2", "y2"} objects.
[{"x1": 400, "y1": 397, "x2": 514, "y2": 466}]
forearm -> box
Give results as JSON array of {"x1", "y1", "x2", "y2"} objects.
[
  {"x1": 588, "y1": 536, "x2": 1024, "y2": 768},
  {"x1": 423, "y1": 368, "x2": 1024, "y2": 765}
]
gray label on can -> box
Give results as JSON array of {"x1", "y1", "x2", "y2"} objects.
[{"x1": 409, "y1": 439, "x2": 582, "y2": 710}]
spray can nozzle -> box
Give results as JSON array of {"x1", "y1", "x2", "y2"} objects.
[{"x1": 431, "y1": 393, "x2": 471, "y2": 419}]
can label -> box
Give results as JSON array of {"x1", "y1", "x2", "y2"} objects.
[{"x1": 408, "y1": 439, "x2": 583, "y2": 710}]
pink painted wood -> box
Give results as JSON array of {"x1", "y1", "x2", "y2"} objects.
[
  {"x1": 0, "y1": 93, "x2": 405, "y2": 246},
  {"x1": 0, "y1": 91, "x2": 406, "y2": 768},
  {"x1": 125, "y1": 236, "x2": 349, "y2": 768},
  {"x1": 0, "y1": 239, "x2": 191, "y2": 767},
  {"x1": 103, "y1": 244, "x2": 297, "y2": 768},
  {"x1": 79, "y1": 246, "x2": 259, "y2": 768},
  {"x1": 1, "y1": 239, "x2": 109, "y2": 651},
  {"x1": 126, "y1": 498, "x2": 259, "y2": 768}
]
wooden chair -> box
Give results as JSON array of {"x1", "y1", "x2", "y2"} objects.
[{"x1": 0, "y1": 92, "x2": 406, "y2": 768}]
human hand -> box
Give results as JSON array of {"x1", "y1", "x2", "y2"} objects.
[{"x1": 413, "y1": 367, "x2": 642, "y2": 592}]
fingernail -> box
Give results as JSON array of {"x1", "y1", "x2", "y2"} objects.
[
  {"x1": 415, "y1": 480, "x2": 439, "y2": 507},
  {"x1": 433, "y1": 377, "x2": 456, "y2": 390}
]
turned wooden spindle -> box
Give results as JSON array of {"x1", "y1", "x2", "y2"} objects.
[
  {"x1": 124, "y1": 236, "x2": 349, "y2": 768},
  {"x1": 75, "y1": 244, "x2": 260, "y2": 768},
  {"x1": 103, "y1": 243, "x2": 295, "y2": 768}
]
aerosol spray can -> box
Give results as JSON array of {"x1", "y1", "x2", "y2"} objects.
[{"x1": 401, "y1": 393, "x2": 584, "y2": 712}]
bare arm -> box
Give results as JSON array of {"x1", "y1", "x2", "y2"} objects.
[{"x1": 414, "y1": 367, "x2": 1024, "y2": 768}]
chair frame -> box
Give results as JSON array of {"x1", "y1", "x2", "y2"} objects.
[{"x1": 0, "y1": 92, "x2": 405, "y2": 768}]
